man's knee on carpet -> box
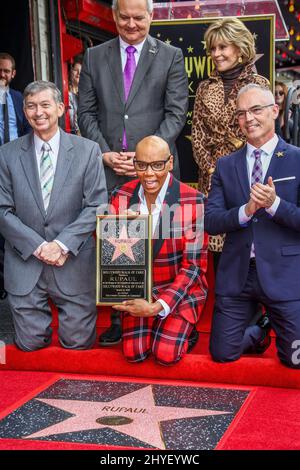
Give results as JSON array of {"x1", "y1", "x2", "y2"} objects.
[
  {"x1": 59, "y1": 330, "x2": 96, "y2": 350},
  {"x1": 209, "y1": 338, "x2": 242, "y2": 363},
  {"x1": 14, "y1": 333, "x2": 51, "y2": 352}
]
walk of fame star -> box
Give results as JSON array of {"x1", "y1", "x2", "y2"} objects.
[
  {"x1": 107, "y1": 225, "x2": 139, "y2": 262},
  {"x1": 24, "y1": 385, "x2": 230, "y2": 449}
]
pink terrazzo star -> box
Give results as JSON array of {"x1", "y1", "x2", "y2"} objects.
[
  {"x1": 25, "y1": 385, "x2": 231, "y2": 449},
  {"x1": 107, "y1": 225, "x2": 140, "y2": 262}
]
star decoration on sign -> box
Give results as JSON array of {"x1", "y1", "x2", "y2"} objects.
[
  {"x1": 187, "y1": 45, "x2": 194, "y2": 53},
  {"x1": 24, "y1": 386, "x2": 230, "y2": 449},
  {"x1": 107, "y1": 225, "x2": 139, "y2": 262},
  {"x1": 201, "y1": 40, "x2": 207, "y2": 50},
  {"x1": 252, "y1": 33, "x2": 258, "y2": 41},
  {"x1": 156, "y1": 33, "x2": 161, "y2": 38},
  {"x1": 165, "y1": 39, "x2": 171, "y2": 45},
  {"x1": 179, "y1": 37, "x2": 183, "y2": 42}
]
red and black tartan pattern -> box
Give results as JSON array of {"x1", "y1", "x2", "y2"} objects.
[
  {"x1": 122, "y1": 311, "x2": 195, "y2": 365},
  {"x1": 110, "y1": 177, "x2": 208, "y2": 363}
]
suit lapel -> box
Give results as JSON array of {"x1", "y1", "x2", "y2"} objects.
[
  {"x1": 126, "y1": 36, "x2": 158, "y2": 109},
  {"x1": 235, "y1": 145, "x2": 249, "y2": 201},
  {"x1": 153, "y1": 176, "x2": 179, "y2": 260},
  {"x1": 107, "y1": 37, "x2": 125, "y2": 105},
  {"x1": 264, "y1": 136, "x2": 288, "y2": 183},
  {"x1": 10, "y1": 89, "x2": 22, "y2": 136},
  {"x1": 45, "y1": 130, "x2": 75, "y2": 219},
  {"x1": 20, "y1": 133, "x2": 46, "y2": 217}
]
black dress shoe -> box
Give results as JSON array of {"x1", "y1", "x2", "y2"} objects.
[
  {"x1": 187, "y1": 328, "x2": 199, "y2": 353},
  {"x1": 99, "y1": 323, "x2": 122, "y2": 346},
  {"x1": 247, "y1": 314, "x2": 272, "y2": 354}
]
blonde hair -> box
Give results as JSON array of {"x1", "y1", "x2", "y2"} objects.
[{"x1": 205, "y1": 17, "x2": 256, "y2": 64}]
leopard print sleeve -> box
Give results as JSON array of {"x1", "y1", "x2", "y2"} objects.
[{"x1": 192, "y1": 82, "x2": 212, "y2": 175}]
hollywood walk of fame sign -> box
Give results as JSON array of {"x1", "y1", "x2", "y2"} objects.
[
  {"x1": 0, "y1": 378, "x2": 251, "y2": 450},
  {"x1": 96, "y1": 214, "x2": 152, "y2": 305}
]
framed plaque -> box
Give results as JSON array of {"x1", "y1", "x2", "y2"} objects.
[{"x1": 96, "y1": 214, "x2": 152, "y2": 306}]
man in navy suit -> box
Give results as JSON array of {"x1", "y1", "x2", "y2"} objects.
[
  {"x1": 0, "y1": 52, "x2": 31, "y2": 299},
  {"x1": 205, "y1": 84, "x2": 300, "y2": 369},
  {"x1": 0, "y1": 53, "x2": 31, "y2": 144}
]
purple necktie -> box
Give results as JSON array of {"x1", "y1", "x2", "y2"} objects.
[
  {"x1": 251, "y1": 149, "x2": 263, "y2": 185},
  {"x1": 123, "y1": 46, "x2": 136, "y2": 149}
]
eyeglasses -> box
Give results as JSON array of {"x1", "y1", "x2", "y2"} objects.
[
  {"x1": 235, "y1": 104, "x2": 274, "y2": 119},
  {"x1": 133, "y1": 155, "x2": 171, "y2": 172},
  {"x1": 275, "y1": 90, "x2": 284, "y2": 96}
]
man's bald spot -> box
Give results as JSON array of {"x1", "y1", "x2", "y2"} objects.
[{"x1": 136, "y1": 136, "x2": 170, "y2": 157}]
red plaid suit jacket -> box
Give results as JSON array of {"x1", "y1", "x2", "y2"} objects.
[{"x1": 110, "y1": 175, "x2": 208, "y2": 324}]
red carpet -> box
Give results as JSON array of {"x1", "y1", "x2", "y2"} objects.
[
  {"x1": 0, "y1": 371, "x2": 299, "y2": 450},
  {"x1": 1, "y1": 255, "x2": 299, "y2": 450},
  {"x1": 1, "y1": 255, "x2": 299, "y2": 390}
]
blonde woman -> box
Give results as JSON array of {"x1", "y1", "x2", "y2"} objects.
[{"x1": 192, "y1": 17, "x2": 269, "y2": 259}]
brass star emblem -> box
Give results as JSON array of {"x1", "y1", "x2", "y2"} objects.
[{"x1": 276, "y1": 151, "x2": 284, "y2": 158}]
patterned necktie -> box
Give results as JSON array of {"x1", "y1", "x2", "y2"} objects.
[
  {"x1": 122, "y1": 46, "x2": 137, "y2": 150},
  {"x1": 40, "y1": 142, "x2": 54, "y2": 211},
  {"x1": 251, "y1": 149, "x2": 263, "y2": 186},
  {"x1": 3, "y1": 92, "x2": 9, "y2": 144}
]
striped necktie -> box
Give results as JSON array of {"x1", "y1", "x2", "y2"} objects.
[
  {"x1": 40, "y1": 142, "x2": 54, "y2": 211},
  {"x1": 251, "y1": 149, "x2": 263, "y2": 185}
]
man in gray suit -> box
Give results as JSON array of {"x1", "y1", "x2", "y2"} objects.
[
  {"x1": 78, "y1": 0, "x2": 188, "y2": 344},
  {"x1": 0, "y1": 81, "x2": 107, "y2": 351}
]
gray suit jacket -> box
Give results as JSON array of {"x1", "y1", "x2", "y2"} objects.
[
  {"x1": 78, "y1": 35, "x2": 188, "y2": 192},
  {"x1": 0, "y1": 130, "x2": 107, "y2": 296}
]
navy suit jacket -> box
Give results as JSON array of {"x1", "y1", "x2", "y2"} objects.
[
  {"x1": 0, "y1": 89, "x2": 31, "y2": 145},
  {"x1": 205, "y1": 137, "x2": 300, "y2": 301}
]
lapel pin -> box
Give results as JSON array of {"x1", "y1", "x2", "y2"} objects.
[
  {"x1": 276, "y1": 151, "x2": 284, "y2": 158},
  {"x1": 149, "y1": 48, "x2": 156, "y2": 54}
]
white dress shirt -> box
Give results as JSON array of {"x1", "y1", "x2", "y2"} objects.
[
  {"x1": 138, "y1": 172, "x2": 171, "y2": 318},
  {"x1": 119, "y1": 37, "x2": 146, "y2": 70},
  {"x1": 239, "y1": 134, "x2": 280, "y2": 257}
]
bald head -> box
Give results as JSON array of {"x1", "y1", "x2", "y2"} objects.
[
  {"x1": 136, "y1": 135, "x2": 170, "y2": 157},
  {"x1": 134, "y1": 136, "x2": 173, "y2": 203}
]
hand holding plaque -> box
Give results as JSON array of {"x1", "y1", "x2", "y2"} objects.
[{"x1": 96, "y1": 214, "x2": 152, "y2": 305}]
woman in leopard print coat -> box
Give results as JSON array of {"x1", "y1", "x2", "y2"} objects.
[{"x1": 192, "y1": 17, "x2": 269, "y2": 254}]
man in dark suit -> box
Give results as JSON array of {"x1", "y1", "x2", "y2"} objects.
[
  {"x1": 0, "y1": 53, "x2": 31, "y2": 144},
  {"x1": 0, "y1": 80, "x2": 107, "y2": 351},
  {"x1": 109, "y1": 136, "x2": 207, "y2": 364},
  {"x1": 0, "y1": 52, "x2": 31, "y2": 299},
  {"x1": 205, "y1": 84, "x2": 300, "y2": 369},
  {"x1": 78, "y1": 0, "x2": 188, "y2": 344}
]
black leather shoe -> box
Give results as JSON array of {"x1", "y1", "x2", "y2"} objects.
[
  {"x1": 99, "y1": 323, "x2": 122, "y2": 346},
  {"x1": 247, "y1": 314, "x2": 272, "y2": 354},
  {"x1": 187, "y1": 328, "x2": 199, "y2": 353}
]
